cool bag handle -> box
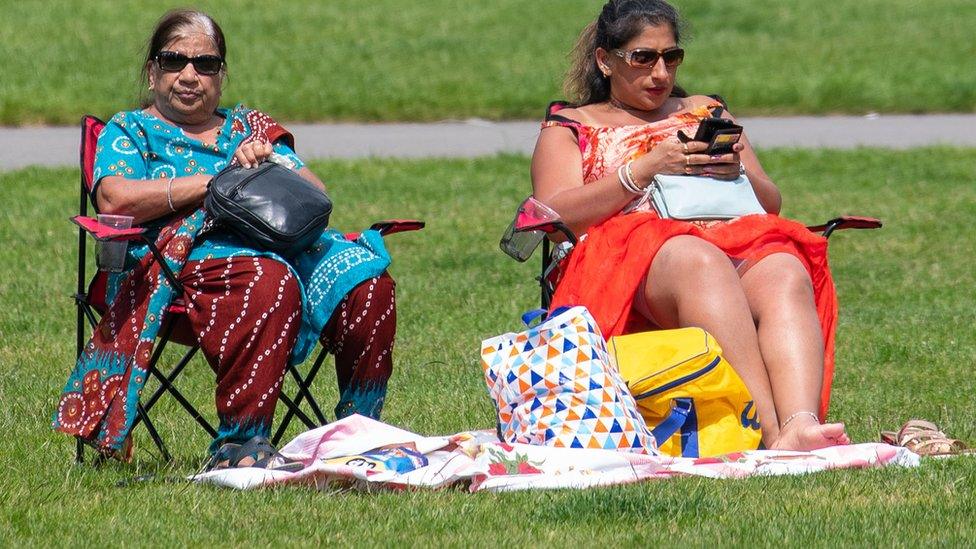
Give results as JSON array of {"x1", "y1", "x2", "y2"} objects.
[
  {"x1": 521, "y1": 308, "x2": 549, "y2": 327},
  {"x1": 520, "y1": 306, "x2": 573, "y2": 327},
  {"x1": 650, "y1": 398, "x2": 701, "y2": 458}
]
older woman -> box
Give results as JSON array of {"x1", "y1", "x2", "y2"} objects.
[
  {"x1": 53, "y1": 9, "x2": 397, "y2": 467},
  {"x1": 532, "y1": 0, "x2": 850, "y2": 451}
]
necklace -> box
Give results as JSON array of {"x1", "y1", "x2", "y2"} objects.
[
  {"x1": 606, "y1": 95, "x2": 669, "y2": 124},
  {"x1": 205, "y1": 124, "x2": 223, "y2": 151},
  {"x1": 191, "y1": 116, "x2": 223, "y2": 147},
  {"x1": 607, "y1": 95, "x2": 645, "y2": 114}
]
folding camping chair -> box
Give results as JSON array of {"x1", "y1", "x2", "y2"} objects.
[{"x1": 71, "y1": 115, "x2": 424, "y2": 463}]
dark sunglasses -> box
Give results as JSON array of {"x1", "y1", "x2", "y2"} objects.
[
  {"x1": 611, "y1": 47, "x2": 684, "y2": 69},
  {"x1": 154, "y1": 51, "x2": 224, "y2": 75}
]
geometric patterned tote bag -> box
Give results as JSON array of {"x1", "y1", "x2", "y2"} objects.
[{"x1": 480, "y1": 306, "x2": 656, "y2": 454}]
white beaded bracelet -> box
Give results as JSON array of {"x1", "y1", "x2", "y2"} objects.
[
  {"x1": 625, "y1": 162, "x2": 641, "y2": 191},
  {"x1": 616, "y1": 162, "x2": 642, "y2": 194},
  {"x1": 166, "y1": 176, "x2": 176, "y2": 213}
]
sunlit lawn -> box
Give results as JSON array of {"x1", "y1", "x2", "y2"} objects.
[
  {"x1": 1, "y1": 0, "x2": 974, "y2": 125},
  {"x1": 1, "y1": 149, "x2": 975, "y2": 544}
]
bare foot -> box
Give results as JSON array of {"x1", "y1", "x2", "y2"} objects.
[{"x1": 770, "y1": 416, "x2": 850, "y2": 451}]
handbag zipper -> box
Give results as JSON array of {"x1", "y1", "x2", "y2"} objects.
[
  {"x1": 631, "y1": 355, "x2": 722, "y2": 400},
  {"x1": 230, "y1": 163, "x2": 276, "y2": 197}
]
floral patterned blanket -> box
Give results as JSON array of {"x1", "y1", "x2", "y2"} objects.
[{"x1": 192, "y1": 415, "x2": 919, "y2": 492}]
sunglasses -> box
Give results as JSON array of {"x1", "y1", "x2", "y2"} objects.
[
  {"x1": 154, "y1": 51, "x2": 224, "y2": 76},
  {"x1": 611, "y1": 47, "x2": 684, "y2": 69}
]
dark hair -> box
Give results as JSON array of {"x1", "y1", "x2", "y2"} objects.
[
  {"x1": 139, "y1": 9, "x2": 227, "y2": 107},
  {"x1": 565, "y1": 0, "x2": 687, "y2": 106}
]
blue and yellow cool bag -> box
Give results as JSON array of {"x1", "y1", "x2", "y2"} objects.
[{"x1": 608, "y1": 327, "x2": 762, "y2": 458}]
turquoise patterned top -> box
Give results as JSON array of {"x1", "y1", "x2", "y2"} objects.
[{"x1": 92, "y1": 104, "x2": 391, "y2": 364}]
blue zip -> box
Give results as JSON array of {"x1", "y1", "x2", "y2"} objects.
[{"x1": 632, "y1": 355, "x2": 722, "y2": 400}]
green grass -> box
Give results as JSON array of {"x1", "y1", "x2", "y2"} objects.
[
  {"x1": 2, "y1": 149, "x2": 976, "y2": 545},
  {"x1": 0, "y1": 0, "x2": 974, "y2": 125}
]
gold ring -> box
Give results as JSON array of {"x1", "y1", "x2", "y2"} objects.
[{"x1": 683, "y1": 142, "x2": 690, "y2": 154}]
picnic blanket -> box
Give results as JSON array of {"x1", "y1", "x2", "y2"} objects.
[{"x1": 193, "y1": 415, "x2": 919, "y2": 492}]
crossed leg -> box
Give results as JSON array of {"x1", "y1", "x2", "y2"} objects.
[{"x1": 639, "y1": 235, "x2": 848, "y2": 450}]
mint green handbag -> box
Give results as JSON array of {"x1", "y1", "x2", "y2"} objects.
[{"x1": 648, "y1": 174, "x2": 765, "y2": 220}]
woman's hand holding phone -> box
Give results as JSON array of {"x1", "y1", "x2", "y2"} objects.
[
  {"x1": 635, "y1": 138, "x2": 743, "y2": 181},
  {"x1": 699, "y1": 142, "x2": 743, "y2": 180}
]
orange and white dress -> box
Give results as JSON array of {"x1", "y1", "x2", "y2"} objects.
[{"x1": 542, "y1": 101, "x2": 839, "y2": 418}]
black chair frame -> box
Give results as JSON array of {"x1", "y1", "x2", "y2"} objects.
[{"x1": 72, "y1": 116, "x2": 330, "y2": 463}]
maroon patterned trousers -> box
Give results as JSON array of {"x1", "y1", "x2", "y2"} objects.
[{"x1": 175, "y1": 256, "x2": 395, "y2": 450}]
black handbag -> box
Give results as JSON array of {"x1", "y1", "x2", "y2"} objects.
[{"x1": 205, "y1": 161, "x2": 333, "y2": 258}]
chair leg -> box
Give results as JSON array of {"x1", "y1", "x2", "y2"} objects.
[
  {"x1": 140, "y1": 346, "x2": 198, "y2": 413},
  {"x1": 276, "y1": 393, "x2": 316, "y2": 430},
  {"x1": 287, "y1": 363, "x2": 328, "y2": 425},
  {"x1": 145, "y1": 363, "x2": 217, "y2": 438},
  {"x1": 540, "y1": 238, "x2": 552, "y2": 309},
  {"x1": 272, "y1": 348, "x2": 330, "y2": 445},
  {"x1": 272, "y1": 391, "x2": 320, "y2": 446},
  {"x1": 75, "y1": 302, "x2": 86, "y2": 465},
  {"x1": 138, "y1": 402, "x2": 172, "y2": 462},
  {"x1": 137, "y1": 319, "x2": 217, "y2": 439}
]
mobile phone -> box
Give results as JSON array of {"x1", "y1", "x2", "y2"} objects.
[{"x1": 693, "y1": 117, "x2": 743, "y2": 155}]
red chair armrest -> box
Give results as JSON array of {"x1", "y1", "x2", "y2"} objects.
[
  {"x1": 346, "y1": 219, "x2": 426, "y2": 241},
  {"x1": 71, "y1": 216, "x2": 147, "y2": 242},
  {"x1": 514, "y1": 220, "x2": 579, "y2": 245},
  {"x1": 807, "y1": 216, "x2": 883, "y2": 237},
  {"x1": 369, "y1": 219, "x2": 426, "y2": 236}
]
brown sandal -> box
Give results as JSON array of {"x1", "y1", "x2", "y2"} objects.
[{"x1": 884, "y1": 420, "x2": 974, "y2": 458}]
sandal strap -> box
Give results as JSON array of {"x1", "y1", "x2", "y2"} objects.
[
  {"x1": 204, "y1": 442, "x2": 242, "y2": 471},
  {"x1": 231, "y1": 436, "x2": 277, "y2": 467},
  {"x1": 897, "y1": 420, "x2": 946, "y2": 443},
  {"x1": 898, "y1": 419, "x2": 941, "y2": 436},
  {"x1": 231, "y1": 436, "x2": 303, "y2": 472},
  {"x1": 899, "y1": 430, "x2": 947, "y2": 447},
  {"x1": 907, "y1": 437, "x2": 966, "y2": 456},
  {"x1": 880, "y1": 431, "x2": 898, "y2": 445}
]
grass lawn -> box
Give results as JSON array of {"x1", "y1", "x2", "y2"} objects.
[
  {"x1": 1, "y1": 0, "x2": 974, "y2": 125},
  {"x1": 1, "y1": 149, "x2": 976, "y2": 545}
]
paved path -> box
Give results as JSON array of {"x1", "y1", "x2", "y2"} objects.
[{"x1": 2, "y1": 114, "x2": 974, "y2": 171}]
